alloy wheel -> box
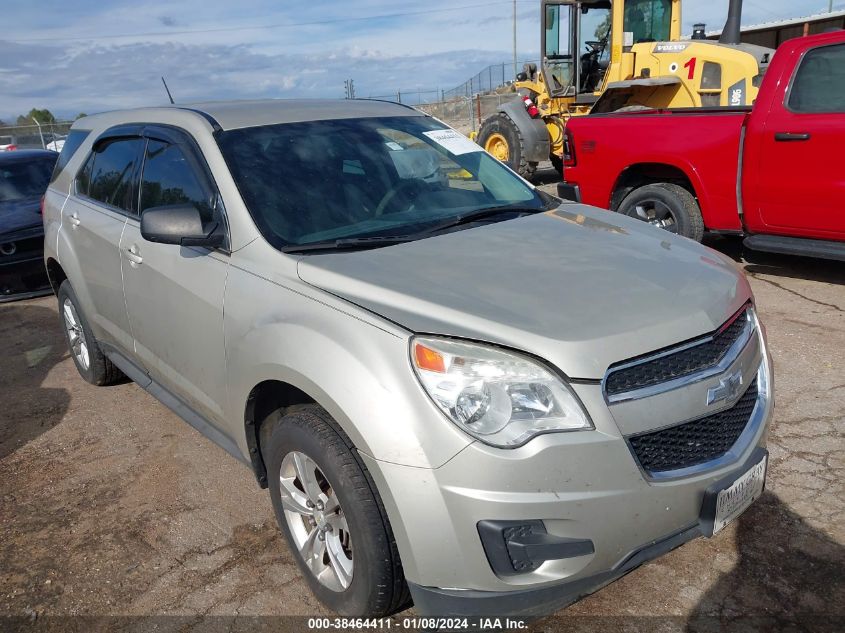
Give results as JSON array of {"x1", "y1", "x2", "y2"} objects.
[
  {"x1": 279, "y1": 451, "x2": 353, "y2": 592},
  {"x1": 633, "y1": 200, "x2": 678, "y2": 233},
  {"x1": 62, "y1": 298, "x2": 90, "y2": 370}
]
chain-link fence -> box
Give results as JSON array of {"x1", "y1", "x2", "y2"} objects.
[
  {"x1": 442, "y1": 60, "x2": 539, "y2": 100},
  {"x1": 367, "y1": 88, "x2": 442, "y2": 106},
  {"x1": 416, "y1": 92, "x2": 521, "y2": 136},
  {"x1": 0, "y1": 121, "x2": 74, "y2": 150}
]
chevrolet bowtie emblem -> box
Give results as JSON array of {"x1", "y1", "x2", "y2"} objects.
[{"x1": 707, "y1": 370, "x2": 744, "y2": 406}]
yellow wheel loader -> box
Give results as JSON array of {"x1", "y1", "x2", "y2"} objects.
[{"x1": 477, "y1": 0, "x2": 774, "y2": 178}]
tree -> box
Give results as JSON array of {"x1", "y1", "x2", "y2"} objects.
[
  {"x1": 595, "y1": 13, "x2": 611, "y2": 41},
  {"x1": 16, "y1": 108, "x2": 56, "y2": 125},
  {"x1": 75, "y1": 113, "x2": 88, "y2": 120}
]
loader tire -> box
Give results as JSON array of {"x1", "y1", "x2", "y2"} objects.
[{"x1": 477, "y1": 112, "x2": 537, "y2": 180}]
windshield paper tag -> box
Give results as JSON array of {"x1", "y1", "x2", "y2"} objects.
[{"x1": 423, "y1": 129, "x2": 481, "y2": 155}]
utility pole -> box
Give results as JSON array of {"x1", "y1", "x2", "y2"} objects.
[
  {"x1": 344, "y1": 79, "x2": 356, "y2": 99},
  {"x1": 31, "y1": 116, "x2": 44, "y2": 149},
  {"x1": 829, "y1": 1, "x2": 834, "y2": 13},
  {"x1": 513, "y1": 0, "x2": 518, "y2": 79}
]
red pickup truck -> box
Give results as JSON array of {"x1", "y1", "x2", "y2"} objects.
[{"x1": 558, "y1": 30, "x2": 845, "y2": 261}]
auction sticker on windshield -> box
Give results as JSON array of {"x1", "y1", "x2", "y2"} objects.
[
  {"x1": 423, "y1": 129, "x2": 482, "y2": 155},
  {"x1": 713, "y1": 456, "x2": 767, "y2": 534}
]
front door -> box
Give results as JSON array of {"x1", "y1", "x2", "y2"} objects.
[
  {"x1": 120, "y1": 132, "x2": 230, "y2": 427},
  {"x1": 755, "y1": 41, "x2": 845, "y2": 238}
]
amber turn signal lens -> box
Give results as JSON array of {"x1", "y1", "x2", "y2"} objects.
[{"x1": 414, "y1": 343, "x2": 446, "y2": 373}]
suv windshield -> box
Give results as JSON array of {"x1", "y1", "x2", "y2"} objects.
[{"x1": 216, "y1": 116, "x2": 549, "y2": 250}]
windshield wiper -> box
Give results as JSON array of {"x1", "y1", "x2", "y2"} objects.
[
  {"x1": 417, "y1": 205, "x2": 545, "y2": 236},
  {"x1": 281, "y1": 205, "x2": 546, "y2": 253},
  {"x1": 281, "y1": 235, "x2": 415, "y2": 253}
]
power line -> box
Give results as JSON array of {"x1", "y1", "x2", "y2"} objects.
[{"x1": 9, "y1": 1, "x2": 535, "y2": 44}]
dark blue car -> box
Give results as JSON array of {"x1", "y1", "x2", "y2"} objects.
[{"x1": 0, "y1": 149, "x2": 58, "y2": 301}]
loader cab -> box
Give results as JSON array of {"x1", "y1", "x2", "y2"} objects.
[{"x1": 541, "y1": 0, "x2": 677, "y2": 98}]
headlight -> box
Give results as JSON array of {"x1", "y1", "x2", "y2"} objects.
[{"x1": 411, "y1": 336, "x2": 593, "y2": 448}]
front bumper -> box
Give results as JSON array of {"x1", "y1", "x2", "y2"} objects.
[
  {"x1": 363, "y1": 339, "x2": 773, "y2": 617},
  {"x1": 0, "y1": 227, "x2": 50, "y2": 301}
]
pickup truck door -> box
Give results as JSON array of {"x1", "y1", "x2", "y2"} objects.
[
  {"x1": 752, "y1": 41, "x2": 845, "y2": 238},
  {"x1": 120, "y1": 130, "x2": 230, "y2": 428}
]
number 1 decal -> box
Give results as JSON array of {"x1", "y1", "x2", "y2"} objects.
[{"x1": 684, "y1": 57, "x2": 697, "y2": 80}]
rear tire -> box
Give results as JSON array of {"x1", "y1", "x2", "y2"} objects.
[
  {"x1": 617, "y1": 183, "x2": 705, "y2": 241},
  {"x1": 57, "y1": 280, "x2": 124, "y2": 386},
  {"x1": 263, "y1": 406, "x2": 411, "y2": 617},
  {"x1": 477, "y1": 112, "x2": 537, "y2": 180}
]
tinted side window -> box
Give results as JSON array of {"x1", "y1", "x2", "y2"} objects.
[
  {"x1": 788, "y1": 44, "x2": 845, "y2": 113},
  {"x1": 51, "y1": 130, "x2": 91, "y2": 184},
  {"x1": 140, "y1": 140, "x2": 215, "y2": 223},
  {"x1": 87, "y1": 138, "x2": 143, "y2": 211}
]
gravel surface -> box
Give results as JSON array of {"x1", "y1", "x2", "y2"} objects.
[{"x1": 1, "y1": 220, "x2": 842, "y2": 632}]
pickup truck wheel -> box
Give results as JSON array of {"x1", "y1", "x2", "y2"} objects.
[
  {"x1": 477, "y1": 112, "x2": 537, "y2": 179},
  {"x1": 264, "y1": 406, "x2": 410, "y2": 617},
  {"x1": 57, "y1": 280, "x2": 125, "y2": 386},
  {"x1": 618, "y1": 183, "x2": 705, "y2": 241}
]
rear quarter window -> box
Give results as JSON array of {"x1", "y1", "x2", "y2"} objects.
[{"x1": 50, "y1": 130, "x2": 91, "y2": 184}]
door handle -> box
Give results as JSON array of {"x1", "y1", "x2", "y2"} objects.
[
  {"x1": 69, "y1": 212, "x2": 81, "y2": 227},
  {"x1": 774, "y1": 132, "x2": 811, "y2": 142},
  {"x1": 125, "y1": 245, "x2": 143, "y2": 265}
]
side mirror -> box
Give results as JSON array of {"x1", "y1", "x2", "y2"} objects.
[{"x1": 140, "y1": 204, "x2": 224, "y2": 248}]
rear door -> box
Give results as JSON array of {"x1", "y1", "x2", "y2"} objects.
[
  {"x1": 62, "y1": 135, "x2": 143, "y2": 352},
  {"x1": 120, "y1": 128, "x2": 230, "y2": 427},
  {"x1": 753, "y1": 41, "x2": 845, "y2": 238}
]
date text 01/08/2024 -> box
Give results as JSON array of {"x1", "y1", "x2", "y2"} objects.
[{"x1": 307, "y1": 617, "x2": 529, "y2": 630}]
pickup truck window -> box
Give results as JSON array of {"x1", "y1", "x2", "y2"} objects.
[{"x1": 788, "y1": 43, "x2": 845, "y2": 113}]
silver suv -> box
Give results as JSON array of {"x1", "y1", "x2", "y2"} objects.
[{"x1": 43, "y1": 100, "x2": 772, "y2": 618}]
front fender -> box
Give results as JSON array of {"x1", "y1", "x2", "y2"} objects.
[
  {"x1": 223, "y1": 260, "x2": 472, "y2": 470},
  {"x1": 499, "y1": 100, "x2": 550, "y2": 164}
]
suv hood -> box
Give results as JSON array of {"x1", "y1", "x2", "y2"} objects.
[{"x1": 297, "y1": 205, "x2": 750, "y2": 379}]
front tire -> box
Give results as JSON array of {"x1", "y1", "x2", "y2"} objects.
[
  {"x1": 477, "y1": 112, "x2": 537, "y2": 180},
  {"x1": 57, "y1": 280, "x2": 124, "y2": 385},
  {"x1": 264, "y1": 406, "x2": 410, "y2": 617},
  {"x1": 617, "y1": 183, "x2": 705, "y2": 241}
]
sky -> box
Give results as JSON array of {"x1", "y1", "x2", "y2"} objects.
[{"x1": 1, "y1": 0, "x2": 842, "y2": 122}]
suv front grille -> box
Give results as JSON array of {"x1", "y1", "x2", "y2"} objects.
[
  {"x1": 605, "y1": 308, "x2": 750, "y2": 397},
  {"x1": 628, "y1": 378, "x2": 758, "y2": 474}
]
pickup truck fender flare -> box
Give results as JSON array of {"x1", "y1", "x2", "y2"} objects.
[{"x1": 498, "y1": 99, "x2": 551, "y2": 164}]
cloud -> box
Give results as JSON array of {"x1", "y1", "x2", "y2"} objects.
[
  {"x1": 0, "y1": 38, "x2": 515, "y2": 119},
  {"x1": 0, "y1": 0, "x2": 836, "y2": 120}
]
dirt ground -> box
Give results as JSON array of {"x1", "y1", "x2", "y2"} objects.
[{"x1": 1, "y1": 223, "x2": 843, "y2": 632}]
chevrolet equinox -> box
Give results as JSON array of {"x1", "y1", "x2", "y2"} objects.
[{"x1": 42, "y1": 99, "x2": 772, "y2": 617}]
